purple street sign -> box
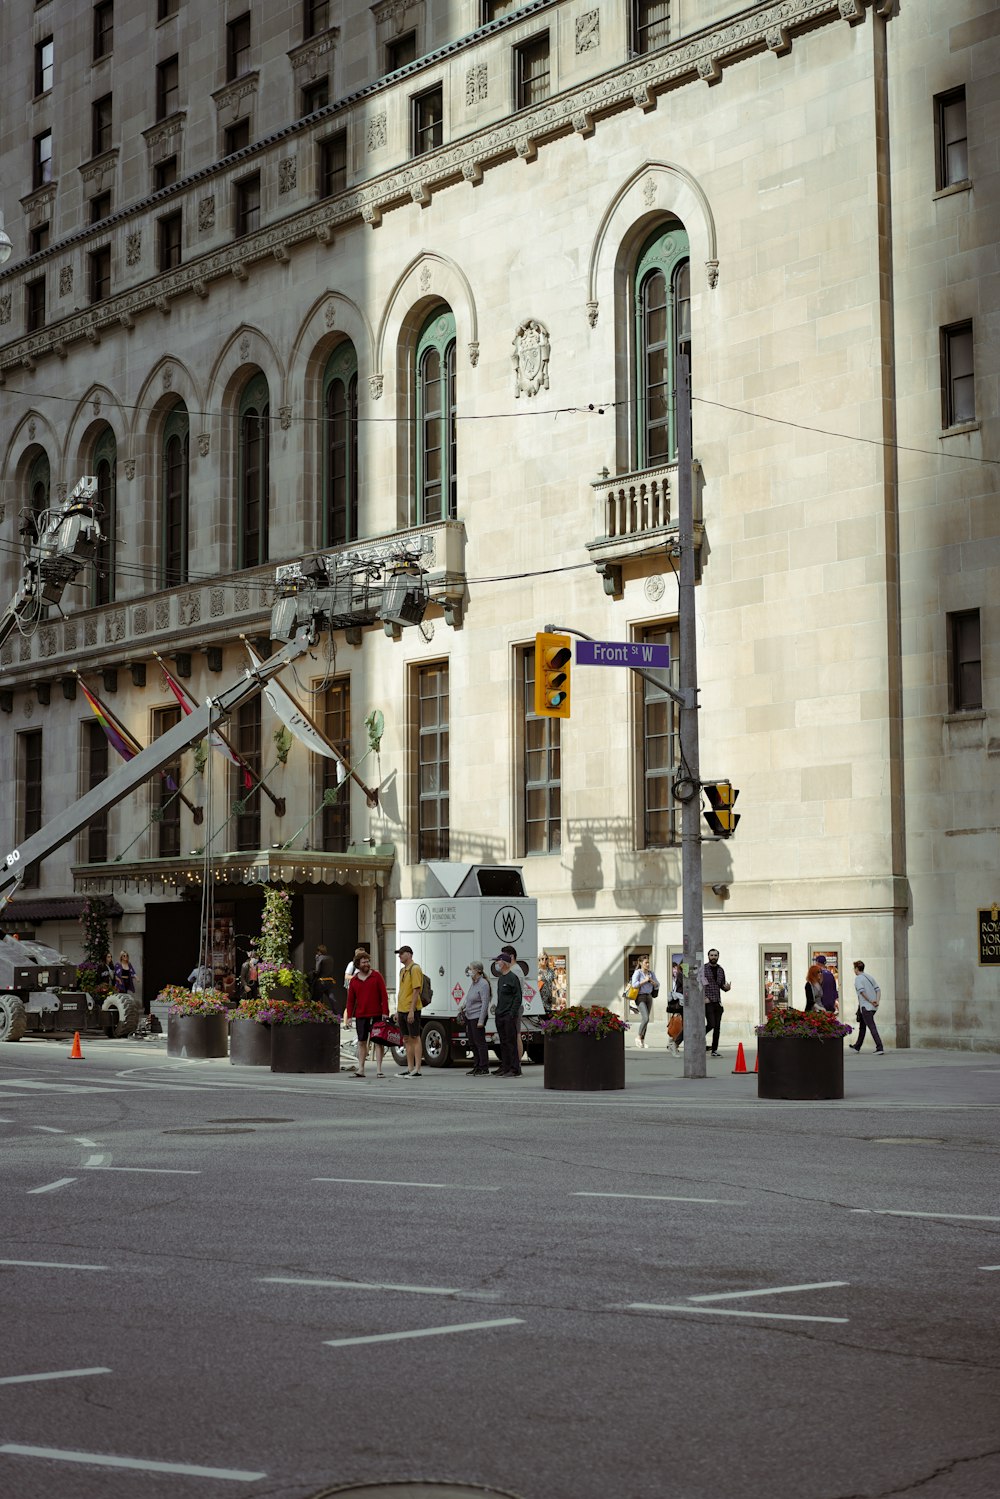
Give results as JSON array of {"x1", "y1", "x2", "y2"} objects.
[{"x1": 576, "y1": 640, "x2": 671, "y2": 670}]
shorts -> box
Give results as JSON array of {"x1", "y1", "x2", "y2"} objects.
[
  {"x1": 397, "y1": 1010, "x2": 421, "y2": 1038},
  {"x1": 355, "y1": 1015, "x2": 375, "y2": 1044}
]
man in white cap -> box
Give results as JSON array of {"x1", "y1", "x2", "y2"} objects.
[{"x1": 394, "y1": 944, "x2": 424, "y2": 1076}]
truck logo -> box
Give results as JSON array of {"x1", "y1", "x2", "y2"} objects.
[
  {"x1": 416, "y1": 903, "x2": 431, "y2": 930},
  {"x1": 494, "y1": 907, "x2": 524, "y2": 944}
]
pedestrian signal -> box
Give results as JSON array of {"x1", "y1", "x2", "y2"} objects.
[
  {"x1": 703, "y1": 781, "x2": 740, "y2": 837},
  {"x1": 534, "y1": 632, "x2": 572, "y2": 719}
]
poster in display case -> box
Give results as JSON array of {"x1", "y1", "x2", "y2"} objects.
[
  {"x1": 538, "y1": 952, "x2": 568, "y2": 1011},
  {"x1": 760, "y1": 945, "x2": 791, "y2": 1018}
]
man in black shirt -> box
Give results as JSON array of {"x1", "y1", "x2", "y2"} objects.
[{"x1": 698, "y1": 948, "x2": 731, "y2": 1058}]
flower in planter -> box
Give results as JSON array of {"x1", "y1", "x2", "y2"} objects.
[
  {"x1": 256, "y1": 962, "x2": 310, "y2": 1004},
  {"x1": 160, "y1": 986, "x2": 229, "y2": 1018},
  {"x1": 256, "y1": 998, "x2": 339, "y2": 1026},
  {"x1": 76, "y1": 960, "x2": 111, "y2": 999},
  {"x1": 539, "y1": 1004, "x2": 628, "y2": 1039},
  {"x1": 756, "y1": 1006, "x2": 853, "y2": 1040}
]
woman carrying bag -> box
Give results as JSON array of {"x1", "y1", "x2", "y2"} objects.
[{"x1": 630, "y1": 956, "x2": 659, "y2": 1050}]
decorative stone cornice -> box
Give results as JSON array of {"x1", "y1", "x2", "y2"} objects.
[
  {"x1": 287, "y1": 29, "x2": 338, "y2": 79},
  {"x1": 142, "y1": 112, "x2": 186, "y2": 156},
  {"x1": 19, "y1": 183, "x2": 57, "y2": 220},
  {"x1": 79, "y1": 148, "x2": 120, "y2": 191},
  {"x1": 212, "y1": 74, "x2": 259, "y2": 121}
]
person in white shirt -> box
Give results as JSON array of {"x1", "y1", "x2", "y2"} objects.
[{"x1": 849, "y1": 960, "x2": 885, "y2": 1054}]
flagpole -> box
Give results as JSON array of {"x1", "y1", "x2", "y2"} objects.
[{"x1": 75, "y1": 672, "x2": 204, "y2": 822}]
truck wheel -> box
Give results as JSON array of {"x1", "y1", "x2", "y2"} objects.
[
  {"x1": 102, "y1": 994, "x2": 141, "y2": 1039},
  {"x1": 391, "y1": 1043, "x2": 408, "y2": 1069},
  {"x1": 420, "y1": 1018, "x2": 450, "y2": 1068},
  {"x1": 0, "y1": 995, "x2": 28, "y2": 1042}
]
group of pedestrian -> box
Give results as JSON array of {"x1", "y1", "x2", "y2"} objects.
[{"x1": 629, "y1": 948, "x2": 731, "y2": 1058}]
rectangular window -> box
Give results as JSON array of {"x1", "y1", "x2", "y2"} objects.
[
  {"x1": 89, "y1": 245, "x2": 111, "y2": 303},
  {"x1": 92, "y1": 94, "x2": 113, "y2": 157},
  {"x1": 93, "y1": 2, "x2": 114, "y2": 60},
  {"x1": 942, "y1": 321, "x2": 974, "y2": 428},
  {"x1": 29, "y1": 223, "x2": 50, "y2": 254},
  {"x1": 304, "y1": 0, "x2": 330, "y2": 38},
  {"x1": 226, "y1": 13, "x2": 251, "y2": 81},
  {"x1": 35, "y1": 37, "x2": 54, "y2": 96},
  {"x1": 19, "y1": 731, "x2": 43, "y2": 889},
  {"x1": 26, "y1": 277, "x2": 46, "y2": 333},
  {"x1": 158, "y1": 0, "x2": 179, "y2": 18},
  {"x1": 416, "y1": 663, "x2": 449, "y2": 860},
  {"x1": 33, "y1": 131, "x2": 53, "y2": 189},
  {"x1": 224, "y1": 119, "x2": 250, "y2": 157},
  {"x1": 515, "y1": 34, "x2": 550, "y2": 110},
  {"x1": 235, "y1": 173, "x2": 260, "y2": 238},
  {"x1": 949, "y1": 610, "x2": 982, "y2": 713},
  {"x1": 233, "y1": 698, "x2": 261, "y2": 851},
  {"x1": 158, "y1": 210, "x2": 182, "y2": 271},
  {"x1": 483, "y1": 2, "x2": 519, "y2": 18},
  {"x1": 301, "y1": 78, "x2": 329, "y2": 117},
  {"x1": 156, "y1": 55, "x2": 180, "y2": 120},
  {"x1": 321, "y1": 679, "x2": 351, "y2": 852},
  {"x1": 91, "y1": 190, "x2": 112, "y2": 223},
  {"x1": 638, "y1": 623, "x2": 679, "y2": 847},
  {"x1": 632, "y1": 0, "x2": 670, "y2": 56},
  {"x1": 386, "y1": 32, "x2": 417, "y2": 73},
  {"x1": 412, "y1": 86, "x2": 443, "y2": 157},
  {"x1": 82, "y1": 720, "x2": 109, "y2": 864},
  {"x1": 152, "y1": 706, "x2": 182, "y2": 858},
  {"x1": 935, "y1": 87, "x2": 968, "y2": 190},
  {"x1": 522, "y1": 648, "x2": 561, "y2": 856},
  {"x1": 154, "y1": 155, "x2": 177, "y2": 190},
  {"x1": 318, "y1": 130, "x2": 346, "y2": 197}
]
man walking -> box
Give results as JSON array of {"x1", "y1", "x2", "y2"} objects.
[
  {"x1": 493, "y1": 953, "x2": 522, "y2": 1077},
  {"x1": 850, "y1": 960, "x2": 885, "y2": 1054},
  {"x1": 345, "y1": 950, "x2": 390, "y2": 1079},
  {"x1": 239, "y1": 943, "x2": 259, "y2": 1004},
  {"x1": 395, "y1": 945, "x2": 424, "y2": 1077},
  {"x1": 312, "y1": 943, "x2": 339, "y2": 1012},
  {"x1": 815, "y1": 954, "x2": 839, "y2": 1013},
  {"x1": 698, "y1": 948, "x2": 731, "y2": 1059}
]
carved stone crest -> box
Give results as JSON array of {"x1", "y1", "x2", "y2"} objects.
[
  {"x1": 576, "y1": 10, "x2": 600, "y2": 52},
  {"x1": 28, "y1": 418, "x2": 36, "y2": 440},
  {"x1": 466, "y1": 63, "x2": 487, "y2": 104},
  {"x1": 419, "y1": 265, "x2": 431, "y2": 294},
  {"x1": 644, "y1": 575, "x2": 666, "y2": 603},
  {"x1": 367, "y1": 113, "x2": 387, "y2": 152},
  {"x1": 279, "y1": 157, "x2": 297, "y2": 194},
  {"x1": 0, "y1": 294, "x2": 10, "y2": 325},
  {"x1": 198, "y1": 196, "x2": 215, "y2": 231},
  {"x1": 92, "y1": 395, "x2": 102, "y2": 416},
  {"x1": 369, "y1": 373, "x2": 383, "y2": 400},
  {"x1": 124, "y1": 459, "x2": 136, "y2": 480},
  {"x1": 163, "y1": 366, "x2": 173, "y2": 390},
  {"x1": 126, "y1": 231, "x2": 142, "y2": 266},
  {"x1": 198, "y1": 432, "x2": 210, "y2": 457},
  {"x1": 643, "y1": 175, "x2": 657, "y2": 207},
  {"x1": 511, "y1": 320, "x2": 550, "y2": 399},
  {"x1": 278, "y1": 405, "x2": 292, "y2": 430},
  {"x1": 324, "y1": 301, "x2": 337, "y2": 329},
  {"x1": 239, "y1": 334, "x2": 251, "y2": 363},
  {"x1": 59, "y1": 265, "x2": 73, "y2": 296}
]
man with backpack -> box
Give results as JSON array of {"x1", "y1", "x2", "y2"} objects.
[{"x1": 395, "y1": 945, "x2": 425, "y2": 1077}]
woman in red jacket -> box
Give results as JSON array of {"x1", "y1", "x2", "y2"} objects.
[{"x1": 345, "y1": 950, "x2": 390, "y2": 1079}]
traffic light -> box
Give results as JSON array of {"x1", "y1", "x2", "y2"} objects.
[
  {"x1": 703, "y1": 781, "x2": 740, "y2": 837},
  {"x1": 534, "y1": 632, "x2": 572, "y2": 719}
]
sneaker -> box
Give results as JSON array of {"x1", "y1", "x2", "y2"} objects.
[
  {"x1": 709, "y1": 1050, "x2": 719, "y2": 1058},
  {"x1": 875, "y1": 1049, "x2": 885, "y2": 1055},
  {"x1": 634, "y1": 1038, "x2": 644, "y2": 1049},
  {"x1": 849, "y1": 1044, "x2": 861, "y2": 1053}
]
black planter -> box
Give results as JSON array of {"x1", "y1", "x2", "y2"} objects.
[
  {"x1": 544, "y1": 1030, "x2": 625, "y2": 1092},
  {"x1": 270, "y1": 1021, "x2": 340, "y2": 1074},
  {"x1": 229, "y1": 1016, "x2": 272, "y2": 1067},
  {"x1": 757, "y1": 1035, "x2": 844, "y2": 1100},
  {"x1": 167, "y1": 1012, "x2": 229, "y2": 1060}
]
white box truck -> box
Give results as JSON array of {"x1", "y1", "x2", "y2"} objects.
[{"x1": 392, "y1": 862, "x2": 543, "y2": 1068}]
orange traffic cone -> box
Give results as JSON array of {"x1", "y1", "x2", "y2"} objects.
[
  {"x1": 732, "y1": 1041, "x2": 748, "y2": 1074},
  {"x1": 69, "y1": 1031, "x2": 84, "y2": 1059},
  {"x1": 753, "y1": 1051, "x2": 759, "y2": 1073}
]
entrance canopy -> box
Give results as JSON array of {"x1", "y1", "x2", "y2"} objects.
[{"x1": 71, "y1": 846, "x2": 395, "y2": 896}]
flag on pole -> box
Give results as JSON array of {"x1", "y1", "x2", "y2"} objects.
[
  {"x1": 155, "y1": 654, "x2": 253, "y2": 791},
  {"x1": 77, "y1": 679, "x2": 139, "y2": 762},
  {"x1": 244, "y1": 639, "x2": 346, "y2": 767}
]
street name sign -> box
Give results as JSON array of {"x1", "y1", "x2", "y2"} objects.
[{"x1": 576, "y1": 640, "x2": 671, "y2": 669}]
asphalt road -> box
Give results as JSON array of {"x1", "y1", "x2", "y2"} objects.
[{"x1": 1, "y1": 1035, "x2": 998, "y2": 1499}]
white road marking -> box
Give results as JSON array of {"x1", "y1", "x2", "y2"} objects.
[
  {"x1": 31, "y1": 1125, "x2": 65, "y2": 1134},
  {"x1": 850, "y1": 1209, "x2": 1000, "y2": 1223},
  {"x1": 0, "y1": 1445, "x2": 266, "y2": 1481},
  {"x1": 573, "y1": 1191, "x2": 740, "y2": 1204},
  {"x1": 0, "y1": 1259, "x2": 106, "y2": 1270},
  {"x1": 26, "y1": 1178, "x2": 77, "y2": 1196},
  {"x1": 0, "y1": 1367, "x2": 111, "y2": 1386},
  {"x1": 84, "y1": 1153, "x2": 109, "y2": 1167},
  {"x1": 84, "y1": 1165, "x2": 201, "y2": 1175},
  {"x1": 313, "y1": 1176, "x2": 500, "y2": 1191},
  {"x1": 628, "y1": 1302, "x2": 848, "y2": 1324},
  {"x1": 0, "y1": 1081, "x2": 117, "y2": 1094},
  {"x1": 262, "y1": 1276, "x2": 464, "y2": 1297},
  {"x1": 979, "y1": 1265, "x2": 1000, "y2": 1271},
  {"x1": 73, "y1": 1137, "x2": 99, "y2": 1147},
  {"x1": 688, "y1": 1280, "x2": 849, "y2": 1302},
  {"x1": 324, "y1": 1317, "x2": 523, "y2": 1348}
]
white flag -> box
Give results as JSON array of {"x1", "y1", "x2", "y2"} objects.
[{"x1": 244, "y1": 640, "x2": 342, "y2": 763}]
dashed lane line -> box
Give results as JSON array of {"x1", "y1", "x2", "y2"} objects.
[
  {"x1": 688, "y1": 1280, "x2": 849, "y2": 1302},
  {"x1": 323, "y1": 1317, "x2": 523, "y2": 1348},
  {"x1": 261, "y1": 1276, "x2": 466, "y2": 1297},
  {"x1": 0, "y1": 1445, "x2": 266, "y2": 1482},
  {"x1": 26, "y1": 1179, "x2": 77, "y2": 1195},
  {"x1": 313, "y1": 1176, "x2": 500, "y2": 1191},
  {"x1": 628, "y1": 1302, "x2": 848, "y2": 1324},
  {"x1": 573, "y1": 1191, "x2": 740, "y2": 1204},
  {"x1": 851, "y1": 1209, "x2": 1000, "y2": 1223},
  {"x1": 0, "y1": 1368, "x2": 111, "y2": 1386},
  {"x1": 0, "y1": 1259, "x2": 106, "y2": 1270}
]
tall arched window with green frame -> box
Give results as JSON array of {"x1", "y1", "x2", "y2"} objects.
[
  {"x1": 415, "y1": 307, "x2": 456, "y2": 524},
  {"x1": 238, "y1": 373, "x2": 270, "y2": 568},
  {"x1": 92, "y1": 426, "x2": 117, "y2": 606},
  {"x1": 633, "y1": 225, "x2": 690, "y2": 469},
  {"x1": 323, "y1": 342, "x2": 358, "y2": 546},
  {"x1": 162, "y1": 401, "x2": 189, "y2": 587}
]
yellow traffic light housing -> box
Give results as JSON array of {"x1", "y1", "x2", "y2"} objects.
[
  {"x1": 534, "y1": 632, "x2": 572, "y2": 719},
  {"x1": 703, "y1": 780, "x2": 740, "y2": 837}
]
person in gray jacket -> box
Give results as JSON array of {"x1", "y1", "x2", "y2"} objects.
[{"x1": 462, "y1": 961, "x2": 492, "y2": 1076}]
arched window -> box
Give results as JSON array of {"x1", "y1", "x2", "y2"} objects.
[
  {"x1": 92, "y1": 426, "x2": 117, "y2": 606},
  {"x1": 238, "y1": 373, "x2": 270, "y2": 568},
  {"x1": 162, "y1": 402, "x2": 189, "y2": 587},
  {"x1": 633, "y1": 225, "x2": 690, "y2": 469},
  {"x1": 323, "y1": 342, "x2": 358, "y2": 546},
  {"x1": 415, "y1": 307, "x2": 456, "y2": 524},
  {"x1": 27, "y1": 449, "x2": 50, "y2": 521}
]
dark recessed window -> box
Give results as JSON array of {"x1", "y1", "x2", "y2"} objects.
[
  {"x1": 304, "y1": 0, "x2": 330, "y2": 38},
  {"x1": 154, "y1": 155, "x2": 178, "y2": 190},
  {"x1": 935, "y1": 87, "x2": 968, "y2": 190},
  {"x1": 949, "y1": 610, "x2": 982, "y2": 713},
  {"x1": 89, "y1": 245, "x2": 111, "y2": 303},
  {"x1": 92, "y1": 94, "x2": 113, "y2": 157},
  {"x1": 93, "y1": 2, "x2": 114, "y2": 61},
  {"x1": 156, "y1": 55, "x2": 179, "y2": 120},
  {"x1": 300, "y1": 78, "x2": 329, "y2": 117},
  {"x1": 152, "y1": 707, "x2": 182, "y2": 857},
  {"x1": 158, "y1": 210, "x2": 182, "y2": 271},
  {"x1": 224, "y1": 119, "x2": 251, "y2": 157},
  {"x1": 29, "y1": 222, "x2": 50, "y2": 254},
  {"x1": 483, "y1": 1, "x2": 519, "y2": 18},
  {"x1": 226, "y1": 13, "x2": 251, "y2": 81},
  {"x1": 942, "y1": 322, "x2": 975, "y2": 428},
  {"x1": 321, "y1": 680, "x2": 351, "y2": 851},
  {"x1": 318, "y1": 131, "x2": 346, "y2": 198},
  {"x1": 515, "y1": 34, "x2": 550, "y2": 110},
  {"x1": 35, "y1": 37, "x2": 54, "y2": 96},
  {"x1": 26, "y1": 278, "x2": 46, "y2": 333},
  {"x1": 20, "y1": 730, "x2": 44, "y2": 887},
  {"x1": 158, "y1": 0, "x2": 179, "y2": 19},
  {"x1": 632, "y1": 0, "x2": 670, "y2": 56},
  {"x1": 412, "y1": 86, "x2": 443, "y2": 157},
  {"x1": 91, "y1": 190, "x2": 112, "y2": 223},
  {"x1": 386, "y1": 31, "x2": 416, "y2": 73},
  {"x1": 235, "y1": 173, "x2": 261, "y2": 237},
  {"x1": 33, "y1": 131, "x2": 53, "y2": 189}
]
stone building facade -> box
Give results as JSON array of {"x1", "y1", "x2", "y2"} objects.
[{"x1": 0, "y1": 1, "x2": 996, "y2": 1046}]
